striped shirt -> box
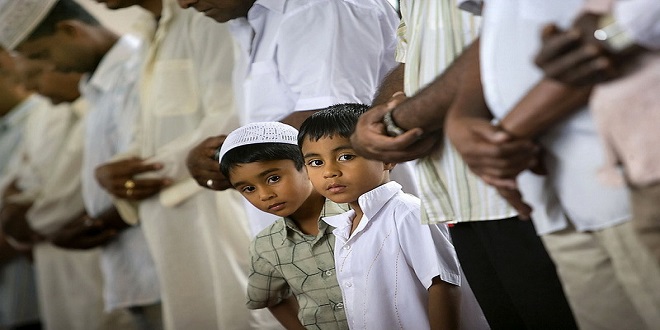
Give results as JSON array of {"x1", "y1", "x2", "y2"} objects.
[
  {"x1": 396, "y1": 0, "x2": 517, "y2": 223},
  {"x1": 247, "y1": 200, "x2": 349, "y2": 329}
]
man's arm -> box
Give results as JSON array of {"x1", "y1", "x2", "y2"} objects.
[
  {"x1": 428, "y1": 276, "x2": 461, "y2": 330},
  {"x1": 351, "y1": 41, "x2": 477, "y2": 163},
  {"x1": 266, "y1": 296, "x2": 305, "y2": 330}
]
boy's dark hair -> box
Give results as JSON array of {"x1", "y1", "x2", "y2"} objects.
[
  {"x1": 297, "y1": 103, "x2": 369, "y2": 147},
  {"x1": 220, "y1": 143, "x2": 305, "y2": 178},
  {"x1": 27, "y1": 0, "x2": 100, "y2": 41}
]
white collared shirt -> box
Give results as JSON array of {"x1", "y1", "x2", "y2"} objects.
[
  {"x1": 480, "y1": 0, "x2": 630, "y2": 234},
  {"x1": 229, "y1": 0, "x2": 399, "y2": 125},
  {"x1": 323, "y1": 182, "x2": 461, "y2": 330}
]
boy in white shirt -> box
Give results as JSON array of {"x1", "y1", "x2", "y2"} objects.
[{"x1": 297, "y1": 104, "x2": 487, "y2": 330}]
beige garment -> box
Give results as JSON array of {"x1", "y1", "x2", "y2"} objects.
[
  {"x1": 115, "y1": 1, "x2": 279, "y2": 328},
  {"x1": 629, "y1": 183, "x2": 660, "y2": 264},
  {"x1": 542, "y1": 221, "x2": 660, "y2": 330}
]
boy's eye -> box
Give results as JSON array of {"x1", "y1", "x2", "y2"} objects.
[
  {"x1": 267, "y1": 175, "x2": 281, "y2": 184},
  {"x1": 338, "y1": 154, "x2": 355, "y2": 161},
  {"x1": 241, "y1": 186, "x2": 256, "y2": 193},
  {"x1": 306, "y1": 159, "x2": 323, "y2": 167}
]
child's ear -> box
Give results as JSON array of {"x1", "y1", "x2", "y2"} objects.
[{"x1": 383, "y1": 162, "x2": 396, "y2": 171}]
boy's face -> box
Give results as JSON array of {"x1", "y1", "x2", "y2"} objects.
[
  {"x1": 16, "y1": 22, "x2": 96, "y2": 73},
  {"x1": 178, "y1": 0, "x2": 254, "y2": 23},
  {"x1": 229, "y1": 159, "x2": 314, "y2": 218},
  {"x1": 302, "y1": 135, "x2": 393, "y2": 205}
]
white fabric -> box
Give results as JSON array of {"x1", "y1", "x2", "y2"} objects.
[
  {"x1": 228, "y1": 0, "x2": 412, "y2": 234},
  {"x1": 229, "y1": 0, "x2": 399, "y2": 126},
  {"x1": 397, "y1": 0, "x2": 517, "y2": 224},
  {"x1": 218, "y1": 121, "x2": 298, "y2": 163},
  {"x1": 615, "y1": 0, "x2": 660, "y2": 50},
  {"x1": 124, "y1": 1, "x2": 278, "y2": 328},
  {"x1": 0, "y1": 95, "x2": 39, "y2": 328},
  {"x1": 32, "y1": 244, "x2": 135, "y2": 330},
  {"x1": 0, "y1": 0, "x2": 58, "y2": 50},
  {"x1": 323, "y1": 182, "x2": 486, "y2": 330},
  {"x1": 79, "y1": 34, "x2": 160, "y2": 312},
  {"x1": 480, "y1": 0, "x2": 630, "y2": 234}
]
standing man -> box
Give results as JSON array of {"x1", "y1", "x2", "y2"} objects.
[
  {"x1": 446, "y1": 1, "x2": 660, "y2": 328},
  {"x1": 93, "y1": 0, "x2": 279, "y2": 328},
  {"x1": 349, "y1": 1, "x2": 577, "y2": 328}
]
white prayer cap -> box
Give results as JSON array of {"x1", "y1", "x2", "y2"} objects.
[
  {"x1": 0, "y1": 0, "x2": 59, "y2": 50},
  {"x1": 219, "y1": 122, "x2": 299, "y2": 164}
]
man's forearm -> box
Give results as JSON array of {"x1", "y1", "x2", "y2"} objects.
[
  {"x1": 499, "y1": 79, "x2": 591, "y2": 138},
  {"x1": 393, "y1": 40, "x2": 479, "y2": 132},
  {"x1": 372, "y1": 63, "x2": 405, "y2": 106}
]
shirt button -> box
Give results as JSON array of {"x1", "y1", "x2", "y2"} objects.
[
  {"x1": 343, "y1": 245, "x2": 350, "y2": 250},
  {"x1": 345, "y1": 282, "x2": 352, "y2": 288},
  {"x1": 335, "y1": 302, "x2": 344, "y2": 310},
  {"x1": 324, "y1": 270, "x2": 333, "y2": 277}
]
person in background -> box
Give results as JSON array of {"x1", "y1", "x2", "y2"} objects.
[
  {"x1": 349, "y1": 1, "x2": 577, "y2": 328},
  {"x1": 92, "y1": 0, "x2": 279, "y2": 328},
  {"x1": 4, "y1": 1, "x2": 164, "y2": 328}
]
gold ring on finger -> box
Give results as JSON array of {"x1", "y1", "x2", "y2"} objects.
[{"x1": 124, "y1": 179, "x2": 136, "y2": 189}]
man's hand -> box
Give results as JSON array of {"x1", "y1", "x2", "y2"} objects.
[
  {"x1": 351, "y1": 94, "x2": 438, "y2": 163},
  {"x1": 534, "y1": 14, "x2": 619, "y2": 86},
  {"x1": 0, "y1": 202, "x2": 42, "y2": 250},
  {"x1": 445, "y1": 117, "x2": 538, "y2": 189},
  {"x1": 186, "y1": 135, "x2": 232, "y2": 191},
  {"x1": 49, "y1": 215, "x2": 118, "y2": 250},
  {"x1": 95, "y1": 157, "x2": 171, "y2": 201}
]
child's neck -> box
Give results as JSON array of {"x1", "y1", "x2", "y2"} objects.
[{"x1": 289, "y1": 191, "x2": 326, "y2": 236}]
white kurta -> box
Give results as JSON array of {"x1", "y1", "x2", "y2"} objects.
[
  {"x1": 121, "y1": 1, "x2": 277, "y2": 328},
  {"x1": 79, "y1": 34, "x2": 161, "y2": 312},
  {"x1": 480, "y1": 0, "x2": 630, "y2": 234},
  {"x1": 0, "y1": 96, "x2": 40, "y2": 328}
]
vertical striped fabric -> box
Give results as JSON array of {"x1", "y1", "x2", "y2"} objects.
[{"x1": 396, "y1": 0, "x2": 517, "y2": 224}]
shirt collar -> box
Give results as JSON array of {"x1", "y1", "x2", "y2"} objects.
[
  {"x1": 252, "y1": 0, "x2": 286, "y2": 14},
  {"x1": 358, "y1": 181, "x2": 402, "y2": 221},
  {"x1": 322, "y1": 181, "x2": 402, "y2": 237},
  {"x1": 279, "y1": 199, "x2": 349, "y2": 245},
  {"x1": 82, "y1": 35, "x2": 141, "y2": 94}
]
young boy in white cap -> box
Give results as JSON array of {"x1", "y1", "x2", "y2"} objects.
[{"x1": 219, "y1": 122, "x2": 349, "y2": 330}]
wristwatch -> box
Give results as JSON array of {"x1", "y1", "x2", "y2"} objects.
[
  {"x1": 593, "y1": 13, "x2": 635, "y2": 54},
  {"x1": 382, "y1": 109, "x2": 406, "y2": 137}
]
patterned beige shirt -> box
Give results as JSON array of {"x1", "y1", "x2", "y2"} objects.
[{"x1": 247, "y1": 200, "x2": 349, "y2": 329}]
